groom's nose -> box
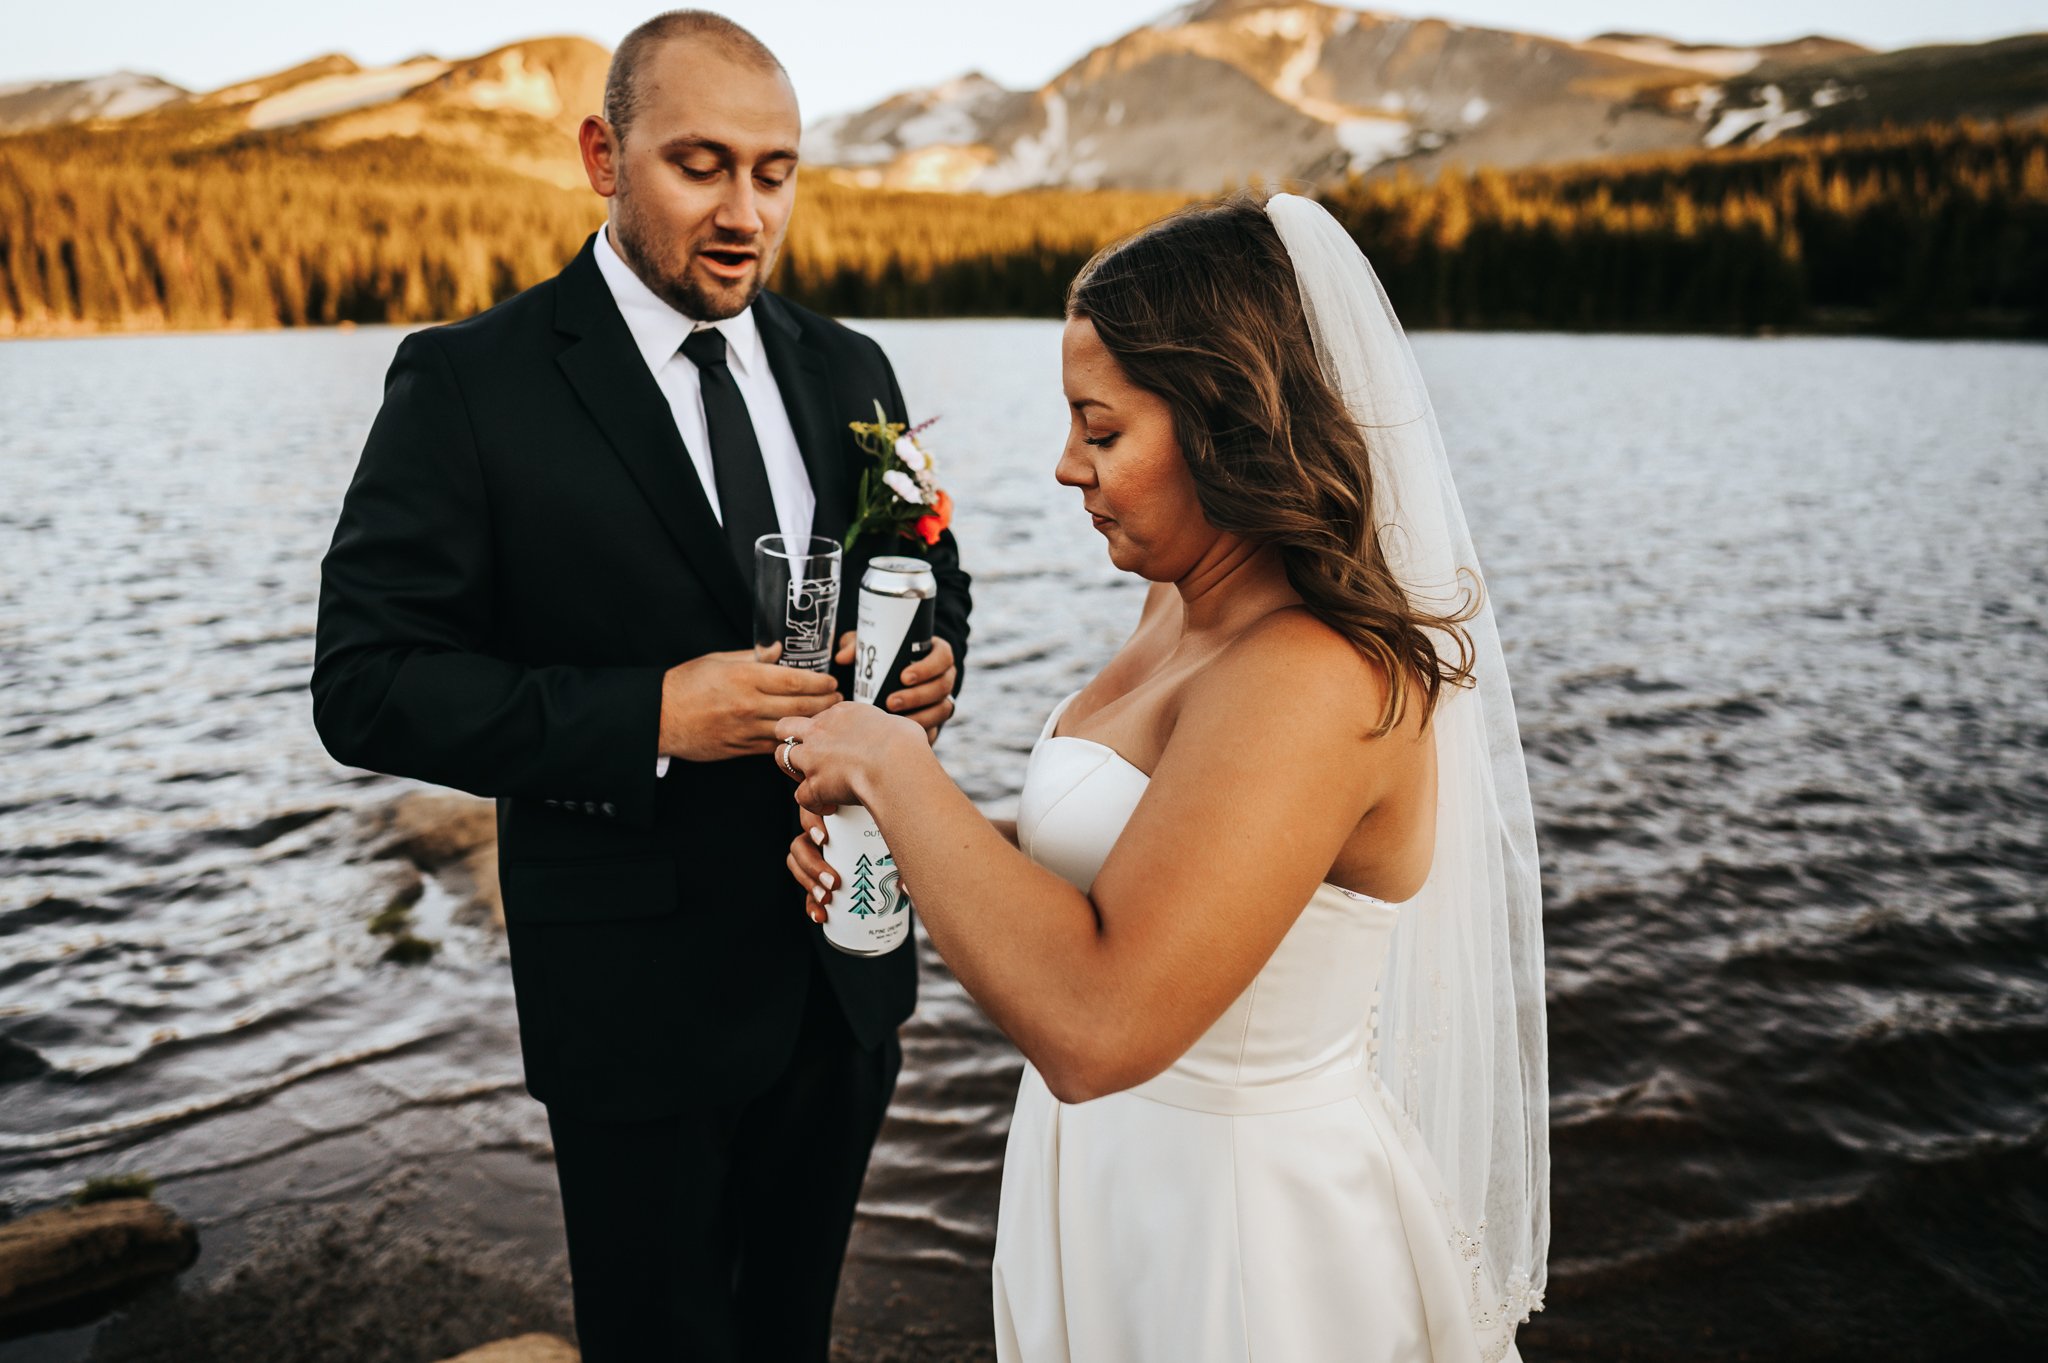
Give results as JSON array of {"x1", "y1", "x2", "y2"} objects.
[{"x1": 712, "y1": 180, "x2": 765, "y2": 240}]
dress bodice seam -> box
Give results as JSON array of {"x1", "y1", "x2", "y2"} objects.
[
  {"x1": 1229, "y1": 975, "x2": 1262, "y2": 1086},
  {"x1": 1018, "y1": 745, "x2": 1116, "y2": 865}
]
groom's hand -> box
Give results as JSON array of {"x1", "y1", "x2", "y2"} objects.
[
  {"x1": 659, "y1": 649, "x2": 840, "y2": 762},
  {"x1": 889, "y1": 637, "x2": 958, "y2": 743},
  {"x1": 832, "y1": 632, "x2": 956, "y2": 744}
]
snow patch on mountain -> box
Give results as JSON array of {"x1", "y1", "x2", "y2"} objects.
[
  {"x1": 1702, "y1": 83, "x2": 1812, "y2": 148},
  {"x1": 803, "y1": 72, "x2": 1018, "y2": 169},
  {"x1": 1241, "y1": 6, "x2": 1318, "y2": 42},
  {"x1": 0, "y1": 71, "x2": 184, "y2": 133},
  {"x1": 247, "y1": 61, "x2": 449, "y2": 130},
  {"x1": 979, "y1": 90, "x2": 1071, "y2": 193},
  {"x1": 1272, "y1": 25, "x2": 1323, "y2": 102},
  {"x1": 1336, "y1": 116, "x2": 1413, "y2": 171},
  {"x1": 457, "y1": 50, "x2": 560, "y2": 118},
  {"x1": 80, "y1": 73, "x2": 183, "y2": 120},
  {"x1": 1583, "y1": 35, "x2": 1764, "y2": 78},
  {"x1": 895, "y1": 101, "x2": 983, "y2": 147}
]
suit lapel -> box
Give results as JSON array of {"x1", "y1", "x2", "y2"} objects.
[
  {"x1": 552, "y1": 236, "x2": 752, "y2": 637},
  {"x1": 755, "y1": 293, "x2": 853, "y2": 545}
]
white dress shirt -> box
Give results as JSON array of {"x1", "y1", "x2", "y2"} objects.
[{"x1": 593, "y1": 225, "x2": 816, "y2": 777}]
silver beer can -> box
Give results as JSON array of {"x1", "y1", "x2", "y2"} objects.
[{"x1": 852, "y1": 556, "x2": 937, "y2": 710}]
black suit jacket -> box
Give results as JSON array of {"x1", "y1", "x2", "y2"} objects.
[{"x1": 311, "y1": 233, "x2": 971, "y2": 1121}]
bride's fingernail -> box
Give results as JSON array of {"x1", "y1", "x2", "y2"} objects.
[
  {"x1": 820, "y1": 871, "x2": 836, "y2": 890},
  {"x1": 809, "y1": 826, "x2": 826, "y2": 847},
  {"x1": 812, "y1": 884, "x2": 827, "y2": 903}
]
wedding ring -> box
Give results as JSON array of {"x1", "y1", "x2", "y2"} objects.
[{"x1": 777, "y1": 736, "x2": 803, "y2": 779}]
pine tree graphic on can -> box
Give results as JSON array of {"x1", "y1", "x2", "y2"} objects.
[
  {"x1": 850, "y1": 854, "x2": 877, "y2": 918},
  {"x1": 820, "y1": 806, "x2": 912, "y2": 955}
]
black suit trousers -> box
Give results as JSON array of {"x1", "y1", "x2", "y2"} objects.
[{"x1": 545, "y1": 950, "x2": 901, "y2": 1362}]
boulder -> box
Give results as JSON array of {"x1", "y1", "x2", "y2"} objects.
[
  {"x1": 0, "y1": 1198, "x2": 198, "y2": 1338},
  {"x1": 436, "y1": 1334, "x2": 580, "y2": 1363},
  {"x1": 376, "y1": 791, "x2": 503, "y2": 928},
  {"x1": 385, "y1": 791, "x2": 497, "y2": 866}
]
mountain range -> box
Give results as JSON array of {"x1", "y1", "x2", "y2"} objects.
[
  {"x1": 805, "y1": 1, "x2": 2048, "y2": 190},
  {"x1": 4, "y1": 1, "x2": 2042, "y2": 193},
  {"x1": 0, "y1": 38, "x2": 608, "y2": 189}
]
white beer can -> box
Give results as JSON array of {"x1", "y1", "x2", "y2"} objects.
[{"x1": 820, "y1": 557, "x2": 936, "y2": 957}]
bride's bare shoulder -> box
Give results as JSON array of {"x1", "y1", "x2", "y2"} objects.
[{"x1": 1193, "y1": 605, "x2": 1392, "y2": 737}]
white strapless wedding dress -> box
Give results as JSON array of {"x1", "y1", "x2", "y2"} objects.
[{"x1": 992, "y1": 691, "x2": 1521, "y2": 1363}]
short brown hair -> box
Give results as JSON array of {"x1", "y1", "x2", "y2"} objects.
[
  {"x1": 604, "y1": 10, "x2": 788, "y2": 142},
  {"x1": 1066, "y1": 194, "x2": 1479, "y2": 735}
]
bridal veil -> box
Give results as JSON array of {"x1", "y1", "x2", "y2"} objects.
[{"x1": 1264, "y1": 192, "x2": 1550, "y2": 1357}]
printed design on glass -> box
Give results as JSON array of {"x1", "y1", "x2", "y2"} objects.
[{"x1": 783, "y1": 576, "x2": 839, "y2": 672}]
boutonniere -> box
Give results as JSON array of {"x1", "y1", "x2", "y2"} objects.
[{"x1": 845, "y1": 400, "x2": 954, "y2": 551}]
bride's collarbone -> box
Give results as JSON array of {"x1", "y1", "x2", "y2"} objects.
[
  {"x1": 1058, "y1": 661, "x2": 1200, "y2": 770},
  {"x1": 1065, "y1": 604, "x2": 1316, "y2": 759},
  {"x1": 1061, "y1": 649, "x2": 1428, "y2": 905}
]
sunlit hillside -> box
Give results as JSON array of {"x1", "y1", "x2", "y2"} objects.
[
  {"x1": 1324, "y1": 119, "x2": 2048, "y2": 334},
  {"x1": 0, "y1": 119, "x2": 2042, "y2": 337}
]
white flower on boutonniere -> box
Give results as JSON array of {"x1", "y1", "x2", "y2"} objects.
[
  {"x1": 846, "y1": 402, "x2": 954, "y2": 550},
  {"x1": 899, "y1": 433, "x2": 939, "y2": 497},
  {"x1": 882, "y1": 469, "x2": 926, "y2": 505}
]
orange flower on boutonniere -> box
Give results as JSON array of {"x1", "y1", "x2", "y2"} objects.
[
  {"x1": 914, "y1": 488, "x2": 953, "y2": 547},
  {"x1": 845, "y1": 401, "x2": 950, "y2": 553}
]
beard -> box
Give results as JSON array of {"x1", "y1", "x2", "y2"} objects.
[{"x1": 610, "y1": 174, "x2": 775, "y2": 322}]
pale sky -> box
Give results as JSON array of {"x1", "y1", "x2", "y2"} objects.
[{"x1": 5, "y1": 2, "x2": 2043, "y2": 120}]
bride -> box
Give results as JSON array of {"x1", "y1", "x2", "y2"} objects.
[{"x1": 777, "y1": 193, "x2": 1549, "y2": 1362}]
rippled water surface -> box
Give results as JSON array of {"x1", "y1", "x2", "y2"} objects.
[{"x1": 2, "y1": 325, "x2": 2044, "y2": 1360}]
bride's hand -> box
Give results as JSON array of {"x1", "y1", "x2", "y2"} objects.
[
  {"x1": 773, "y1": 701, "x2": 928, "y2": 813},
  {"x1": 787, "y1": 805, "x2": 836, "y2": 923}
]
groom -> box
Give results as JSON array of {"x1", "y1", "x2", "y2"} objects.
[{"x1": 310, "y1": 11, "x2": 971, "y2": 1360}]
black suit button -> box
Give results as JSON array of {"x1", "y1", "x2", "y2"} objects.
[
  {"x1": 584, "y1": 801, "x2": 597, "y2": 815},
  {"x1": 544, "y1": 798, "x2": 559, "y2": 809},
  {"x1": 602, "y1": 802, "x2": 617, "y2": 817}
]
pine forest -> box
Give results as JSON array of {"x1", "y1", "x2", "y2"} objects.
[{"x1": 1, "y1": 119, "x2": 2041, "y2": 338}]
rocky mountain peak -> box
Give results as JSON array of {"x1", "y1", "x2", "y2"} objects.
[
  {"x1": 799, "y1": 3, "x2": 2030, "y2": 193},
  {"x1": 0, "y1": 71, "x2": 187, "y2": 134}
]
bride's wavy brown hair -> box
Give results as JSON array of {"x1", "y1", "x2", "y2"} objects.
[{"x1": 1066, "y1": 193, "x2": 1479, "y2": 735}]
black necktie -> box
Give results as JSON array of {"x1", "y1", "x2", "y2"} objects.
[{"x1": 680, "y1": 326, "x2": 779, "y2": 576}]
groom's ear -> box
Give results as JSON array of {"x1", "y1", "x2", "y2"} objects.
[{"x1": 579, "y1": 115, "x2": 621, "y2": 199}]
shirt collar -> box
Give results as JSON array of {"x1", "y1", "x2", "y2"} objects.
[{"x1": 592, "y1": 224, "x2": 764, "y2": 378}]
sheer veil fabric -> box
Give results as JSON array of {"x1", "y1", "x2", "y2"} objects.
[{"x1": 1264, "y1": 193, "x2": 1550, "y2": 1356}]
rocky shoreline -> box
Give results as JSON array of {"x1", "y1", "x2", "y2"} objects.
[
  {"x1": 0, "y1": 793, "x2": 996, "y2": 1363},
  {"x1": 3, "y1": 1160, "x2": 991, "y2": 1362}
]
